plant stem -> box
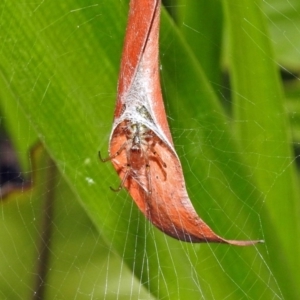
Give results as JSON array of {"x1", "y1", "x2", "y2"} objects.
[{"x1": 32, "y1": 157, "x2": 57, "y2": 300}]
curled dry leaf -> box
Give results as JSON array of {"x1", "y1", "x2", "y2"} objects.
[{"x1": 100, "y1": 0, "x2": 262, "y2": 245}]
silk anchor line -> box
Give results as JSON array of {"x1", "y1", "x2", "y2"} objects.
[{"x1": 100, "y1": 0, "x2": 262, "y2": 245}]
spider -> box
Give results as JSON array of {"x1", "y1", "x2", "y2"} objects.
[{"x1": 99, "y1": 115, "x2": 167, "y2": 195}]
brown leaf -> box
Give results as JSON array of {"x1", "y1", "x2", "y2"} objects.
[{"x1": 101, "y1": 0, "x2": 262, "y2": 245}]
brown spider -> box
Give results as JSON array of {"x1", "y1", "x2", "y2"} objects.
[{"x1": 99, "y1": 116, "x2": 167, "y2": 195}]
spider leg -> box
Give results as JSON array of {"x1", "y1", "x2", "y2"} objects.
[
  {"x1": 145, "y1": 161, "x2": 153, "y2": 220},
  {"x1": 98, "y1": 141, "x2": 128, "y2": 162},
  {"x1": 109, "y1": 139, "x2": 132, "y2": 192},
  {"x1": 145, "y1": 163, "x2": 152, "y2": 195},
  {"x1": 138, "y1": 146, "x2": 153, "y2": 220},
  {"x1": 110, "y1": 163, "x2": 130, "y2": 192},
  {"x1": 150, "y1": 141, "x2": 167, "y2": 168}
]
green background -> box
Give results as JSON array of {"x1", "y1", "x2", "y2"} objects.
[{"x1": 1, "y1": 0, "x2": 299, "y2": 299}]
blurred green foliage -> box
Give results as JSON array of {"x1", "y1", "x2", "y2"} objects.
[{"x1": 0, "y1": 0, "x2": 299, "y2": 299}]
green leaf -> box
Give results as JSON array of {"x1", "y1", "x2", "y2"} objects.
[
  {"x1": 263, "y1": 0, "x2": 300, "y2": 69},
  {"x1": 0, "y1": 147, "x2": 152, "y2": 299},
  {"x1": 176, "y1": 0, "x2": 223, "y2": 88},
  {"x1": 223, "y1": 0, "x2": 300, "y2": 298},
  {"x1": 0, "y1": 0, "x2": 298, "y2": 299}
]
